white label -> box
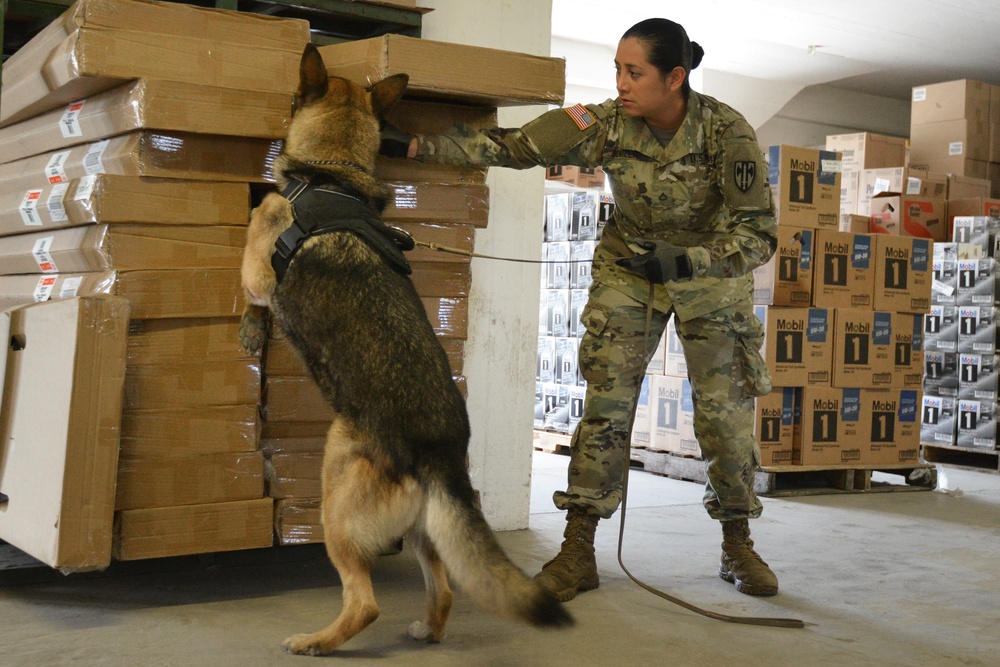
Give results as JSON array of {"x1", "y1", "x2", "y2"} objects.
[
  {"x1": 59, "y1": 276, "x2": 83, "y2": 298},
  {"x1": 932, "y1": 279, "x2": 955, "y2": 297},
  {"x1": 32, "y1": 237, "x2": 58, "y2": 273},
  {"x1": 33, "y1": 275, "x2": 57, "y2": 302},
  {"x1": 59, "y1": 101, "x2": 85, "y2": 138},
  {"x1": 822, "y1": 159, "x2": 843, "y2": 173},
  {"x1": 949, "y1": 142, "x2": 964, "y2": 156},
  {"x1": 46, "y1": 183, "x2": 69, "y2": 222},
  {"x1": 45, "y1": 151, "x2": 71, "y2": 184},
  {"x1": 73, "y1": 174, "x2": 98, "y2": 201},
  {"x1": 913, "y1": 87, "x2": 927, "y2": 102},
  {"x1": 873, "y1": 178, "x2": 891, "y2": 196},
  {"x1": 19, "y1": 190, "x2": 43, "y2": 226},
  {"x1": 905, "y1": 177, "x2": 922, "y2": 196},
  {"x1": 83, "y1": 139, "x2": 109, "y2": 175}
]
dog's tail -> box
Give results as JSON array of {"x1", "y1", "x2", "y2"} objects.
[{"x1": 424, "y1": 470, "x2": 574, "y2": 629}]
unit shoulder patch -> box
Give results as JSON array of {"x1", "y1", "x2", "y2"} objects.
[{"x1": 564, "y1": 104, "x2": 596, "y2": 131}]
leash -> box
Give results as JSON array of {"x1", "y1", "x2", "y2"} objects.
[{"x1": 418, "y1": 238, "x2": 807, "y2": 629}]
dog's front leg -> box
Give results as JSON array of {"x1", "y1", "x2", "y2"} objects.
[{"x1": 238, "y1": 304, "x2": 269, "y2": 355}]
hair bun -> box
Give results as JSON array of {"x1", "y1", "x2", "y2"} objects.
[{"x1": 690, "y1": 41, "x2": 705, "y2": 70}]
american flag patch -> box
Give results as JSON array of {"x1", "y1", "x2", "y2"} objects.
[{"x1": 564, "y1": 103, "x2": 596, "y2": 130}]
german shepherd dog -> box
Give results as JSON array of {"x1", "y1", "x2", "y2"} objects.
[{"x1": 240, "y1": 44, "x2": 573, "y2": 655}]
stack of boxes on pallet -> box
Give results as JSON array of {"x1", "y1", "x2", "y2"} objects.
[
  {"x1": 0, "y1": 0, "x2": 309, "y2": 567},
  {"x1": 534, "y1": 170, "x2": 612, "y2": 438},
  {"x1": 261, "y1": 35, "x2": 565, "y2": 544}
]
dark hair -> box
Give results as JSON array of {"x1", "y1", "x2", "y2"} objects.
[{"x1": 622, "y1": 18, "x2": 704, "y2": 94}]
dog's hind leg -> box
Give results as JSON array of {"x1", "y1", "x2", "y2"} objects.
[{"x1": 406, "y1": 529, "x2": 453, "y2": 643}]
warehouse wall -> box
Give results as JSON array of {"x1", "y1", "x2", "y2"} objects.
[{"x1": 419, "y1": 0, "x2": 554, "y2": 530}]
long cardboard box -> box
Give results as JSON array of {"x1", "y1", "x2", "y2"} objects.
[
  {"x1": 1, "y1": 0, "x2": 309, "y2": 126},
  {"x1": 910, "y1": 79, "x2": 992, "y2": 126},
  {"x1": 123, "y1": 359, "x2": 261, "y2": 410},
  {"x1": 274, "y1": 498, "x2": 323, "y2": 546},
  {"x1": 0, "y1": 175, "x2": 250, "y2": 238},
  {"x1": 113, "y1": 497, "x2": 274, "y2": 561},
  {"x1": 120, "y1": 404, "x2": 260, "y2": 458},
  {"x1": 267, "y1": 452, "x2": 323, "y2": 500},
  {"x1": 127, "y1": 317, "x2": 255, "y2": 365},
  {"x1": 0, "y1": 224, "x2": 246, "y2": 275},
  {"x1": 0, "y1": 296, "x2": 130, "y2": 572},
  {"x1": 115, "y1": 451, "x2": 265, "y2": 511},
  {"x1": 384, "y1": 184, "x2": 489, "y2": 227},
  {"x1": 319, "y1": 34, "x2": 565, "y2": 107},
  {"x1": 0, "y1": 79, "x2": 292, "y2": 165},
  {"x1": 0, "y1": 268, "x2": 244, "y2": 319}
]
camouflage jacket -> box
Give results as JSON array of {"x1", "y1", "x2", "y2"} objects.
[{"x1": 414, "y1": 91, "x2": 777, "y2": 321}]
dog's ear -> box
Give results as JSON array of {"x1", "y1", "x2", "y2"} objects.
[
  {"x1": 296, "y1": 43, "x2": 329, "y2": 107},
  {"x1": 369, "y1": 73, "x2": 409, "y2": 122}
]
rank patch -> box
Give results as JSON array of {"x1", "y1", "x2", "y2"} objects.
[{"x1": 565, "y1": 104, "x2": 596, "y2": 131}]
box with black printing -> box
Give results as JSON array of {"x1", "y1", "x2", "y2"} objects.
[
  {"x1": 956, "y1": 258, "x2": 995, "y2": 306},
  {"x1": 958, "y1": 352, "x2": 999, "y2": 403},
  {"x1": 544, "y1": 193, "x2": 572, "y2": 242},
  {"x1": 872, "y1": 234, "x2": 931, "y2": 314},
  {"x1": 923, "y1": 350, "x2": 959, "y2": 397},
  {"x1": 756, "y1": 387, "x2": 798, "y2": 466},
  {"x1": 920, "y1": 394, "x2": 956, "y2": 446},
  {"x1": 863, "y1": 389, "x2": 921, "y2": 464},
  {"x1": 768, "y1": 145, "x2": 841, "y2": 229},
  {"x1": 957, "y1": 305, "x2": 996, "y2": 353},
  {"x1": 796, "y1": 387, "x2": 863, "y2": 465},
  {"x1": 762, "y1": 306, "x2": 833, "y2": 386},
  {"x1": 811, "y1": 229, "x2": 874, "y2": 308},
  {"x1": 832, "y1": 308, "x2": 895, "y2": 388},
  {"x1": 892, "y1": 312, "x2": 925, "y2": 388},
  {"x1": 956, "y1": 398, "x2": 996, "y2": 449}
]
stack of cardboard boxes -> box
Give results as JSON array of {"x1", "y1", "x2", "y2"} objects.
[
  {"x1": 0, "y1": 0, "x2": 311, "y2": 567},
  {"x1": 259, "y1": 35, "x2": 565, "y2": 545}
]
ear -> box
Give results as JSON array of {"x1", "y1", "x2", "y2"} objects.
[
  {"x1": 369, "y1": 73, "x2": 409, "y2": 121},
  {"x1": 296, "y1": 43, "x2": 329, "y2": 107},
  {"x1": 667, "y1": 66, "x2": 687, "y2": 92}
]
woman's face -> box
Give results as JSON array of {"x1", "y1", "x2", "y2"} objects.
[{"x1": 614, "y1": 37, "x2": 683, "y2": 120}]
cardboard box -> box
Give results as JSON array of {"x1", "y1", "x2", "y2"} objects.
[
  {"x1": 991, "y1": 122, "x2": 1000, "y2": 162},
  {"x1": 756, "y1": 225, "x2": 814, "y2": 307},
  {"x1": 0, "y1": 175, "x2": 250, "y2": 238},
  {"x1": 422, "y1": 297, "x2": 468, "y2": 339},
  {"x1": 126, "y1": 317, "x2": 255, "y2": 365},
  {"x1": 926, "y1": 304, "x2": 960, "y2": 350},
  {"x1": 956, "y1": 258, "x2": 995, "y2": 306},
  {"x1": 958, "y1": 352, "x2": 999, "y2": 403},
  {"x1": 957, "y1": 305, "x2": 996, "y2": 354},
  {"x1": 571, "y1": 191, "x2": 601, "y2": 241},
  {"x1": 869, "y1": 192, "x2": 947, "y2": 241},
  {"x1": 872, "y1": 234, "x2": 932, "y2": 313},
  {"x1": 947, "y1": 198, "x2": 1000, "y2": 224},
  {"x1": 649, "y1": 375, "x2": 699, "y2": 457},
  {"x1": 762, "y1": 306, "x2": 833, "y2": 386},
  {"x1": 921, "y1": 394, "x2": 956, "y2": 446},
  {"x1": 264, "y1": 376, "x2": 336, "y2": 423},
  {"x1": 664, "y1": 318, "x2": 686, "y2": 377},
  {"x1": 409, "y1": 262, "x2": 472, "y2": 298},
  {"x1": 123, "y1": 359, "x2": 261, "y2": 410},
  {"x1": 910, "y1": 80, "x2": 992, "y2": 125},
  {"x1": 115, "y1": 451, "x2": 265, "y2": 510},
  {"x1": 546, "y1": 166, "x2": 606, "y2": 189},
  {"x1": 0, "y1": 296, "x2": 129, "y2": 572},
  {"x1": 0, "y1": 224, "x2": 246, "y2": 275},
  {"x1": 768, "y1": 145, "x2": 841, "y2": 229},
  {"x1": 948, "y1": 175, "x2": 993, "y2": 200},
  {"x1": 756, "y1": 387, "x2": 797, "y2": 467},
  {"x1": 956, "y1": 398, "x2": 996, "y2": 449},
  {"x1": 825, "y1": 132, "x2": 906, "y2": 170},
  {"x1": 811, "y1": 229, "x2": 874, "y2": 308},
  {"x1": 267, "y1": 452, "x2": 322, "y2": 499},
  {"x1": 113, "y1": 497, "x2": 274, "y2": 561},
  {"x1": 910, "y1": 157, "x2": 989, "y2": 180},
  {"x1": 0, "y1": 268, "x2": 244, "y2": 319},
  {"x1": 0, "y1": 79, "x2": 292, "y2": 166},
  {"x1": 840, "y1": 214, "x2": 870, "y2": 234},
  {"x1": 863, "y1": 389, "x2": 921, "y2": 464},
  {"x1": 910, "y1": 119, "x2": 991, "y2": 164},
  {"x1": 923, "y1": 349, "x2": 959, "y2": 398},
  {"x1": 0, "y1": 132, "x2": 280, "y2": 196},
  {"x1": 274, "y1": 498, "x2": 323, "y2": 546},
  {"x1": 630, "y1": 375, "x2": 652, "y2": 448},
  {"x1": 892, "y1": 312, "x2": 925, "y2": 389},
  {"x1": 120, "y1": 404, "x2": 260, "y2": 458},
  {"x1": 832, "y1": 308, "x2": 895, "y2": 388},
  {"x1": 319, "y1": 34, "x2": 565, "y2": 107},
  {"x1": 385, "y1": 184, "x2": 489, "y2": 227},
  {"x1": 857, "y1": 167, "x2": 947, "y2": 216},
  {"x1": 796, "y1": 387, "x2": 864, "y2": 465},
  {"x1": 950, "y1": 217, "x2": 992, "y2": 255},
  {"x1": 0, "y1": 0, "x2": 309, "y2": 127},
  {"x1": 545, "y1": 193, "x2": 572, "y2": 242}
]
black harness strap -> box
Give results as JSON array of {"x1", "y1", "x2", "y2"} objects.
[{"x1": 270, "y1": 179, "x2": 414, "y2": 282}]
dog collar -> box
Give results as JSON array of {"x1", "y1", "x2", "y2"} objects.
[{"x1": 270, "y1": 179, "x2": 414, "y2": 282}]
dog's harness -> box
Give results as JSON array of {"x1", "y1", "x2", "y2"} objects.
[{"x1": 271, "y1": 178, "x2": 415, "y2": 282}]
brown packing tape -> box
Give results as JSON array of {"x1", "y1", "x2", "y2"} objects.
[
  {"x1": 122, "y1": 359, "x2": 262, "y2": 410},
  {"x1": 119, "y1": 404, "x2": 260, "y2": 458},
  {"x1": 1, "y1": 0, "x2": 309, "y2": 126},
  {"x1": 0, "y1": 79, "x2": 292, "y2": 166},
  {"x1": 114, "y1": 451, "x2": 266, "y2": 511},
  {"x1": 113, "y1": 498, "x2": 274, "y2": 561}
]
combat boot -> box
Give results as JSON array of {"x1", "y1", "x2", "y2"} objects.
[
  {"x1": 719, "y1": 518, "x2": 779, "y2": 596},
  {"x1": 533, "y1": 507, "x2": 600, "y2": 602}
]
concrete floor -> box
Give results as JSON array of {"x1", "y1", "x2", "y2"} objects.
[{"x1": 2, "y1": 451, "x2": 999, "y2": 667}]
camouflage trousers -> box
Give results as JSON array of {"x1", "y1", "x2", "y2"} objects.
[{"x1": 552, "y1": 282, "x2": 771, "y2": 521}]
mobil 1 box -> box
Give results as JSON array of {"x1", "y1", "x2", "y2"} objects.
[
  {"x1": 921, "y1": 394, "x2": 956, "y2": 446},
  {"x1": 812, "y1": 229, "x2": 874, "y2": 309},
  {"x1": 923, "y1": 349, "x2": 959, "y2": 398},
  {"x1": 957, "y1": 305, "x2": 996, "y2": 353},
  {"x1": 865, "y1": 389, "x2": 921, "y2": 465},
  {"x1": 873, "y1": 234, "x2": 931, "y2": 314},
  {"x1": 796, "y1": 387, "x2": 864, "y2": 465},
  {"x1": 649, "y1": 375, "x2": 699, "y2": 457},
  {"x1": 958, "y1": 352, "x2": 998, "y2": 403},
  {"x1": 956, "y1": 257, "x2": 995, "y2": 306},
  {"x1": 630, "y1": 375, "x2": 652, "y2": 448},
  {"x1": 768, "y1": 145, "x2": 841, "y2": 230},
  {"x1": 924, "y1": 304, "x2": 958, "y2": 352},
  {"x1": 892, "y1": 312, "x2": 924, "y2": 388},
  {"x1": 832, "y1": 308, "x2": 894, "y2": 388},
  {"x1": 755, "y1": 387, "x2": 798, "y2": 466},
  {"x1": 956, "y1": 398, "x2": 996, "y2": 449},
  {"x1": 762, "y1": 307, "x2": 833, "y2": 386}
]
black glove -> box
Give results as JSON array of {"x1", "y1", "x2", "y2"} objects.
[
  {"x1": 616, "y1": 240, "x2": 693, "y2": 283},
  {"x1": 379, "y1": 123, "x2": 414, "y2": 158}
]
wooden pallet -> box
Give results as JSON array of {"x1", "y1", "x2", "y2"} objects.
[
  {"x1": 533, "y1": 429, "x2": 573, "y2": 454},
  {"x1": 921, "y1": 443, "x2": 1000, "y2": 475}
]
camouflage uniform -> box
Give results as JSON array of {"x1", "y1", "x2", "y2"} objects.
[{"x1": 415, "y1": 91, "x2": 777, "y2": 521}]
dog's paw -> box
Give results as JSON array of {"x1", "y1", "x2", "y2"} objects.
[
  {"x1": 281, "y1": 633, "x2": 327, "y2": 656},
  {"x1": 407, "y1": 621, "x2": 444, "y2": 643},
  {"x1": 239, "y1": 305, "x2": 268, "y2": 355}
]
